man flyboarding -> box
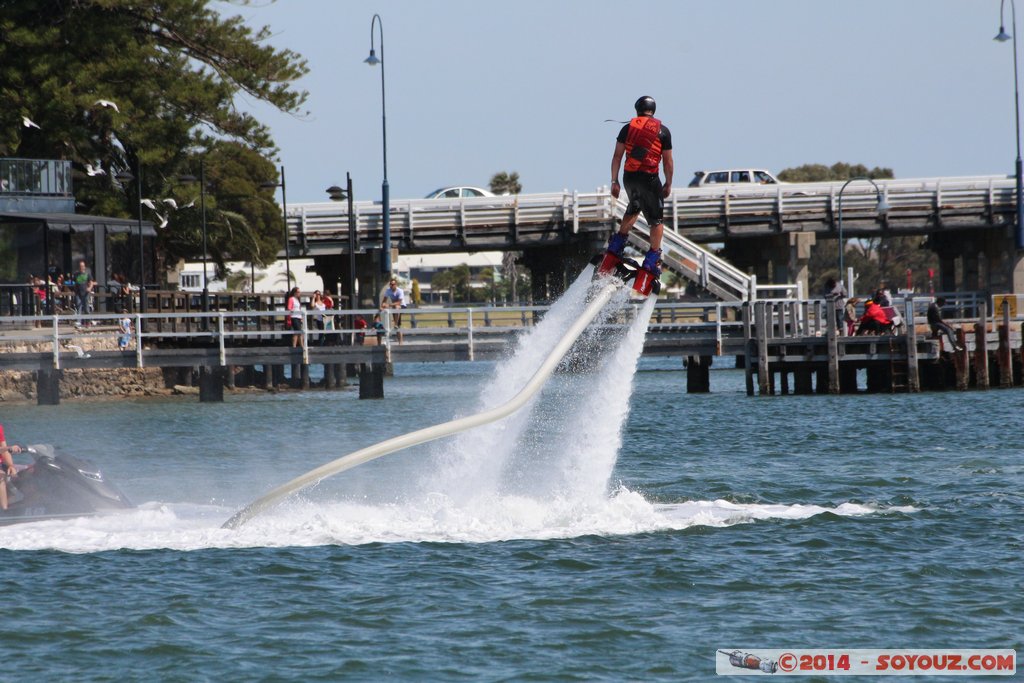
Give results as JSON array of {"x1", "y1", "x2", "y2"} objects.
[{"x1": 601, "y1": 95, "x2": 674, "y2": 294}]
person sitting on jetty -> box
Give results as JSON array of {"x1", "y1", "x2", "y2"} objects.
[
  {"x1": 855, "y1": 299, "x2": 892, "y2": 335},
  {"x1": 927, "y1": 297, "x2": 963, "y2": 352},
  {"x1": 843, "y1": 297, "x2": 860, "y2": 336},
  {"x1": 0, "y1": 423, "x2": 23, "y2": 511}
]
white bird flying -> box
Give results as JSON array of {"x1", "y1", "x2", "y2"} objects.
[
  {"x1": 161, "y1": 198, "x2": 178, "y2": 210},
  {"x1": 140, "y1": 198, "x2": 157, "y2": 210},
  {"x1": 154, "y1": 212, "x2": 169, "y2": 229},
  {"x1": 181, "y1": 198, "x2": 197, "y2": 209},
  {"x1": 94, "y1": 99, "x2": 120, "y2": 112},
  {"x1": 85, "y1": 163, "x2": 106, "y2": 177},
  {"x1": 66, "y1": 345, "x2": 91, "y2": 359},
  {"x1": 22, "y1": 116, "x2": 40, "y2": 129}
]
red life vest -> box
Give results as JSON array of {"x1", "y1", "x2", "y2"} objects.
[{"x1": 624, "y1": 116, "x2": 663, "y2": 174}]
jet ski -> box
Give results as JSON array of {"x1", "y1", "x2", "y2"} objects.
[{"x1": 0, "y1": 444, "x2": 133, "y2": 525}]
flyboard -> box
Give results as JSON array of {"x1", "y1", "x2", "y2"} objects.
[
  {"x1": 591, "y1": 249, "x2": 661, "y2": 297},
  {"x1": 224, "y1": 279, "x2": 646, "y2": 529}
]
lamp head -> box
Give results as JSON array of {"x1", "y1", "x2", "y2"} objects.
[
  {"x1": 876, "y1": 194, "x2": 891, "y2": 216},
  {"x1": 259, "y1": 180, "x2": 281, "y2": 190},
  {"x1": 996, "y1": 26, "x2": 1013, "y2": 42},
  {"x1": 326, "y1": 185, "x2": 348, "y2": 201},
  {"x1": 114, "y1": 171, "x2": 134, "y2": 183},
  {"x1": 178, "y1": 174, "x2": 198, "y2": 183},
  {"x1": 365, "y1": 49, "x2": 380, "y2": 66}
]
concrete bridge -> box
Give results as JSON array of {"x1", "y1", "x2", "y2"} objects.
[{"x1": 286, "y1": 175, "x2": 1024, "y2": 303}]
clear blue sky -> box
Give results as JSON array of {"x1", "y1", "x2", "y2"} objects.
[{"x1": 230, "y1": 0, "x2": 1015, "y2": 203}]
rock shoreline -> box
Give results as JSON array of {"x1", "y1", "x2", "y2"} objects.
[{"x1": 0, "y1": 334, "x2": 335, "y2": 404}]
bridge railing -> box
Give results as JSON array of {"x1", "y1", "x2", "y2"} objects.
[{"x1": 287, "y1": 175, "x2": 1016, "y2": 248}]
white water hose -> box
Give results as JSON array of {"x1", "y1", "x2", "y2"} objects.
[{"x1": 223, "y1": 283, "x2": 619, "y2": 529}]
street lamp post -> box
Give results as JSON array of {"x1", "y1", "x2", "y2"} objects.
[
  {"x1": 114, "y1": 164, "x2": 146, "y2": 313},
  {"x1": 179, "y1": 159, "x2": 209, "y2": 312},
  {"x1": 837, "y1": 177, "x2": 891, "y2": 293},
  {"x1": 135, "y1": 164, "x2": 145, "y2": 313},
  {"x1": 995, "y1": 0, "x2": 1024, "y2": 250},
  {"x1": 259, "y1": 165, "x2": 292, "y2": 291},
  {"x1": 327, "y1": 173, "x2": 357, "y2": 316},
  {"x1": 365, "y1": 13, "x2": 391, "y2": 275}
]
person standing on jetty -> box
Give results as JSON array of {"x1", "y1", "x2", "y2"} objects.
[
  {"x1": 286, "y1": 286, "x2": 302, "y2": 347},
  {"x1": 73, "y1": 259, "x2": 95, "y2": 318},
  {"x1": 0, "y1": 423, "x2": 23, "y2": 511},
  {"x1": 606, "y1": 95, "x2": 674, "y2": 277},
  {"x1": 825, "y1": 277, "x2": 847, "y2": 332}
]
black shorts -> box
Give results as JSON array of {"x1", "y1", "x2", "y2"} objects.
[{"x1": 623, "y1": 171, "x2": 664, "y2": 225}]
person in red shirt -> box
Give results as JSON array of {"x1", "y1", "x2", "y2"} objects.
[
  {"x1": 855, "y1": 299, "x2": 892, "y2": 335},
  {"x1": 0, "y1": 423, "x2": 23, "y2": 510},
  {"x1": 607, "y1": 95, "x2": 674, "y2": 276}
]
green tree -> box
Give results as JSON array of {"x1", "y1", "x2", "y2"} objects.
[
  {"x1": 489, "y1": 171, "x2": 522, "y2": 195},
  {"x1": 431, "y1": 264, "x2": 472, "y2": 303},
  {"x1": 410, "y1": 279, "x2": 422, "y2": 305},
  {"x1": 777, "y1": 162, "x2": 893, "y2": 183},
  {"x1": 0, "y1": 0, "x2": 308, "y2": 280}
]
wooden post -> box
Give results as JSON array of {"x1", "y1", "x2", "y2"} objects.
[
  {"x1": 1020, "y1": 322, "x2": 1024, "y2": 386},
  {"x1": 36, "y1": 368, "x2": 61, "y2": 406},
  {"x1": 826, "y1": 295, "x2": 840, "y2": 394},
  {"x1": 300, "y1": 364, "x2": 310, "y2": 390},
  {"x1": 325, "y1": 364, "x2": 336, "y2": 389},
  {"x1": 997, "y1": 299, "x2": 1013, "y2": 388},
  {"x1": 905, "y1": 297, "x2": 920, "y2": 392},
  {"x1": 794, "y1": 368, "x2": 813, "y2": 394},
  {"x1": 756, "y1": 302, "x2": 770, "y2": 396},
  {"x1": 779, "y1": 368, "x2": 790, "y2": 395},
  {"x1": 974, "y1": 300, "x2": 989, "y2": 390},
  {"x1": 359, "y1": 362, "x2": 385, "y2": 399},
  {"x1": 686, "y1": 355, "x2": 711, "y2": 393},
  {"x1": 199, "y1": 366, "x2": 224, "y2": 402},
  {"x1": 742, "y1": 303, "x2": 754, "y2": 396},
  {"x1": 954, "y1": 328, "x2": 970, "y2": 391},
  {"x1": 225, "y1": 364, "x2": 236, "y2": 390}
]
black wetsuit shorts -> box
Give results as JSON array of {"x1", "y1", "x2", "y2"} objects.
[{"x1": 623, "y1": 170, "x2": 664, "y2": 225}]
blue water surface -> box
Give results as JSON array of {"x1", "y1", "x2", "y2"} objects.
[{"x1": 0, "y1": 358, "x2": 1021, "y2": 681}]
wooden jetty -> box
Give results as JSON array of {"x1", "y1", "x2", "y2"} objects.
[
  {"x1": 0, "y1": 297, "x2": 1021, "y2": 404},
  {"x1": 743, "y1": 298, "x2": 1024, "y2": 395}
]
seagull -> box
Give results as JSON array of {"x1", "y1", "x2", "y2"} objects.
[
  {"x1": 66, "y1": 344, "x2": 91, "y2": 359},
  {"x1": 181, "y1": 198, "x2": 196, "y2": 209},
  {"x1": 154, "y1": 211, "x2": 169, "y2": 229},
  {"x1": 22, "y1": 116, "x2": 40, "y2": 129},
  {"x1": 140, "y1": 198, "x2": 157, "y2": 210},
  {"x1": 161, "y1": 198, "x2": 178, "y2": 210},
  {"x1": 94, "y1": 99, "x2": 120, "y2": 112},
  {"x1": 84, "y1": 163, "x2": 106, "y2": 176}
]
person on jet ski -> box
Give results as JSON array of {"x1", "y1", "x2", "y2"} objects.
[
  {"x1": 607, "y1": 95, "x2": 675, "y2": 277},
  {"x1": 0, "y1": 423, "x2": 23, "y2": 510}
]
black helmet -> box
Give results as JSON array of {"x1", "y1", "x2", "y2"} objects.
[{"x1": 634, "y1": 95, "x2": 656, "y2": 115}]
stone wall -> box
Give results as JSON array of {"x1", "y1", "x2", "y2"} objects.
[{"x1": 0, "y1": 332, "x2": 168, "y2": 403}]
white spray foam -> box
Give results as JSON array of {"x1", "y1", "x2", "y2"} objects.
[{"x1": 0, "y1": 268, "x2": 918, "y2": 552}]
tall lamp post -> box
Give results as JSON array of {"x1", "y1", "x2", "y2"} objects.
[
  {"x1": 996, "y1": 0, "x2": 1024, "y2": 250},
  {"x1": 837, "y1": 177, "x2": 890, "y2": 293},
  {"x1": 327, "y1": 174, "x2": 357, "y2": 312},
  {"x1": 365, "y1": 13, "x2": 391, "y2": 275},
  {"x1": 260, "y1": 165, "x2": 292, "y2": 291},
  {"x1": 114, "y1": 164, "x2": 147, "y2": 313},
  {"x1": 179, "y1": 159, "x2": 209, "y2": 312}
]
